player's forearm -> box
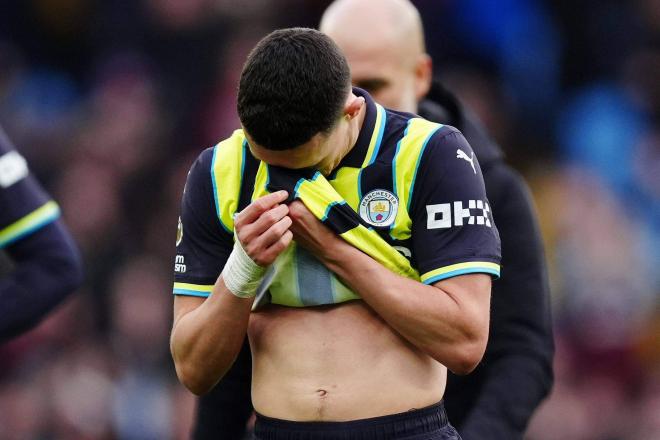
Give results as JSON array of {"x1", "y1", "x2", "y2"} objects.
[
  {"x1": 171, "y1": 277, "x2": 254, "y2": 395},
  {"x1": 322, "y1": 243, "x2": 489, "y2": 374}
]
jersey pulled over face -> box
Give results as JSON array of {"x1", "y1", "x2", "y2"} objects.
[
  {"x1": 0, "y1": 129, "x2": 60, "y2": 249},
  {"x1": 172, "y1": 88, "x2": 501, "y2": 307}
]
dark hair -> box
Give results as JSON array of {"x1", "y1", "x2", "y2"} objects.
[{"x1": 237, "y1": 28, "x2": 351, "y2": 151}]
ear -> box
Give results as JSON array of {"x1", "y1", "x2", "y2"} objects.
[
  {"x1": 343, "y1": 93, "x2": 366, "y2": 120},
  {"x1": 414, "y1": 54, "x2": 433, "y2": 100}
]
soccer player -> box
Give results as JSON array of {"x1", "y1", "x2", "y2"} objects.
[
  {"x1": 0, "y1": 126, "x2": 83, "y2": 341},
  {"x1": 171, "y1": 28, "x2": 500, "y2": 439},
  {"x1": 321, "y1": 0, "x2": 555, "y2": 437}
]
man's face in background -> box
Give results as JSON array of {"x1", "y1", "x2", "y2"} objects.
[
  {"x1": 336, "y1": 39, "x2": 420, "y2": 113},
  {"x1": 320, "y1": 0, "x2": 432, "y2": 114}
]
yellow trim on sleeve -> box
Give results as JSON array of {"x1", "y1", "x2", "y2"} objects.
[
  {"x1": 172, "y1": 282, "x2": 214, "y2": 296},
  {"x1": 421, "y1": 261, "x2": 501, "y2": 284},
  {"x1": 0, "y1": 201, "x2": 60, "y2": 248}
]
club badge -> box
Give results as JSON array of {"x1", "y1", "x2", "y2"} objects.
[{"x1": 359, "y1": 189, "x2": 399, "y2": 227}]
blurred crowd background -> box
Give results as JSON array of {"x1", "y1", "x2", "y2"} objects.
[{"x1": 0, "y1": 0, "x2": 659, "y2": 439}]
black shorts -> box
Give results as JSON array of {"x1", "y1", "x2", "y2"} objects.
[{"x1": 253, "y1": 401, "x2": 461, "y2": 440}]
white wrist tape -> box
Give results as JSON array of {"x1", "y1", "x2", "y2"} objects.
[{"x1": 221, "y1": 234, "x2": 267, "y2": 298}]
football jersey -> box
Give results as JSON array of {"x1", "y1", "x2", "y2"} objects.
[
  {"x1": 0, "y1": 128, "x2": 60, "y2": 249},
  {"x1": 173, "y1": 88, "x2": 501, "y2": 307}
]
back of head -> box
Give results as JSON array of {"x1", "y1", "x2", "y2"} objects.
[{"x1": 237, "y1": 28, "x2": 351, "y2": 151}]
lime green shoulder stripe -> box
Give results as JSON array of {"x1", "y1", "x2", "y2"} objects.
[
  {"x1": 390, "y1": 119, "x2": 443, "y2": 240},
  {"x1": 361, "y1": 104, "x2": 387, "y2": 168},
  {"x1": 0, "y1": 201, "x2": 60, "y2": 249},
  {"x1": 211, "y1": 129, "x2": 247, "y2": 233}
]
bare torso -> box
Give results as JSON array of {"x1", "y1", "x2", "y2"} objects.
[{"x1": 248, "y1": 300, "x2": 446, "y2": 421}]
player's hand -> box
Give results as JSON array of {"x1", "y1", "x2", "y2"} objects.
[
  {"x1": 234, "y1": 190, "x2": 293, "y2": 266},
  {"x1": 289, "y1": 200, "x2": 343, "y2": 260}
]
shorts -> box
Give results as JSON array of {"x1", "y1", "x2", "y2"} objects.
[{"x1": 253, "y1": 400, "x2": 462, "y2": 440}]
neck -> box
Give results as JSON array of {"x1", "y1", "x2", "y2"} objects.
[
  {"x1": 320, "y1": 103, "x2": 368, "y2": 176},
  {"x1": 344, "y1": 103, "x2": 367, "y2": 158}
]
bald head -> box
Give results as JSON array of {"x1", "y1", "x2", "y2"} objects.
[
  {"x1": 320, "y1": 0, "x2": 432, "y2": 112},
  {"x1": 321, "y1": 0, "x2": 425, "y2": 57}
]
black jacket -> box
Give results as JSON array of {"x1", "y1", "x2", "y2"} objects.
[
  {"x1": 193, "y1": 85, "x2": 554, "y2": 440},
  {"x1": 420, "y1": 83, "x2": 554, "y2": 439}
]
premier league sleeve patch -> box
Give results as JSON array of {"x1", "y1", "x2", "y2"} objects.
[{"x1": 359, "y1": 189, "x2": 399, "y2": 227}]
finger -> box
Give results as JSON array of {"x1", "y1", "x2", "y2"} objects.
[
  {"x1": 252, "y1": 204, "x2": 290, "y2": 237},
  {"x1": 239, "y1": 204, "x2": 289, "y2": 243},
  {"x1": 252, "y1": 215, "x2": 292, "y2": 251},
  {"x1": 259, "y1": 230, "x2": 293, "y2": 265},
  {"x1": 235, "y1": 190, "x2": 288, "y2": 227},
  {"x1": 287, "y1": 200, "x2": 307, "y2": 221}
]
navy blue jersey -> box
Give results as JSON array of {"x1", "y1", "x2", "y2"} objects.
[
  {"x1": 173, "y1": 89, "x2": 501, "y2": 304},
  {"x1": 0, "y1": 129, "x2": 60, "y2": 249},
  {"x1": 0, "y1": 126, "x2": 81, "y2": 341}
]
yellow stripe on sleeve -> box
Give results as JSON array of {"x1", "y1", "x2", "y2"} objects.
[
  {"x1": 172, "y1": 282, "x2": 215, "y2": 297},
  {"x1": 0, "y1": 201, "x2": 60, "y2": 248},
  {"x1": 421, "y1": 262, "x2": 501, "y2": 285}
]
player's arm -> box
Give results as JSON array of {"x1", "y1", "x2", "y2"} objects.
[
  {"x1": 290, "y1": 129, "x2": 500, "y2": 374},
  {"x1": 0, "y1": 129, "x2": 83, "y2": 341},
  {"x1": 169, "y1": 150, "x2": 291, "y2": 395},
  {"x1": 291, "y1": 211, "x2": 490, "y2": 374},
  {"x1": 172, "y1": 192, "x2": 291, "y2": 395}
]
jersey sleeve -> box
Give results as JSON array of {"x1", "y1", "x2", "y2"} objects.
[
  {"x1": 0, "y1": 128, "x2": 60, "y2": 249},
  {"x1": 173, "y1": 147, "x2": 233, "y2": 297},
  {"x1": 410, "y1": 127, "x2": 501, "y2": 285}
]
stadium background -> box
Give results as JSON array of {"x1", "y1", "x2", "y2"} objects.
[{"x1": 1, "y1": 0, "x2": 659, "y2": 438}]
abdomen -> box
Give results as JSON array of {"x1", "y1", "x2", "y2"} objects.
[{"x1": 248, "y1": 300, "x2": 446, "y2": 421}]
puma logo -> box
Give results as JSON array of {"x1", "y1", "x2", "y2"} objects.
[{"x1": 456, "y1": 149, "x2": 476, "y2": 174}]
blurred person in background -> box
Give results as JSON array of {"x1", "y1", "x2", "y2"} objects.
[
  {"x1": 192, "y1": 1, "x2": 553, "y2": 439},
  {"x1": 322, "y1": 2, "x2": 554, "y2": 437},
  {"x1": 0, "y1": 125, "x2": 82, "y2": 342}
]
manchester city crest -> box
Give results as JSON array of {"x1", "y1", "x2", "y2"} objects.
[{"x1": 359, "y1": 189, "x2": 399, "y2": 227}]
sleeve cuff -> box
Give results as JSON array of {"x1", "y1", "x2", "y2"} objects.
[
  {"x1": 173, "y1": 282, "x2": 214, "y2": 297},
  {"x1": 421, "y1": 261, "x2": 500, "y2": 285},
  {"x1": 0, "y1": 201, "x2": 61, "y2": 249}
]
